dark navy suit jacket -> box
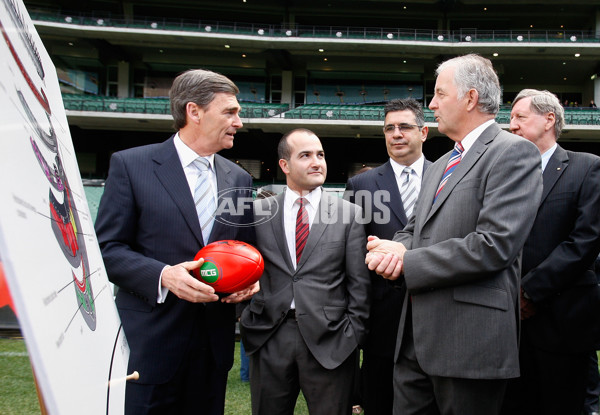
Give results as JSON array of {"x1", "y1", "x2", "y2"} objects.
[
  {"x1": 95, "y1": 136, "x2": 254, "y2": 384},
  {"x1": 521, "y1": 145, "x2": 600, "y2": 353}
]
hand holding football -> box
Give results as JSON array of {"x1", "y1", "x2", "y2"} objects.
[{"x1": 193, "y1": 240, "x2": 264, "y2": 293}]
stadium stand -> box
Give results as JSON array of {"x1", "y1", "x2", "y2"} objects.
[{"x1": 23, "y1": 0, "x2": 600, "y2": 184}]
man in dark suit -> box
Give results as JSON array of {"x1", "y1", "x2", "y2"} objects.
[
  {"x1": 365, "y1": 54, "x2": 542, "y2": 415},
  {"x1": 95, "y1": 69, "x2": 258, "y2": 415},
  {"x1": 240, "y1": 128, "x2": 371, "y2": 415},
  {"x1": 500, "y1": 89, "x2": 600, "y2": 415},
  {"x1": 344, "y1": 98, "x2": 431, "y2": 415}
]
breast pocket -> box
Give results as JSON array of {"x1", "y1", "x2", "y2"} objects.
[
  {"x1": 544, "y1": 191, "x2": 574, "y2": 203},
  {"x1": 453, "y1": 178, "x2": 482, "y2": 192},
  {"x1": 322, "y1": 241, "x2": 345, "y2": 250}
]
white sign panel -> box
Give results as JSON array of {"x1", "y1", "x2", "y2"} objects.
[{"x1": 0, "y1": 0, "x2": 129, "y2": 413}]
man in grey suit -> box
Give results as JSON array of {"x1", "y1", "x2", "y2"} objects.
[
  {"x1": 366, "y1": 54, "x2": 543, "y2": 415},
  {"x1": 240, "y1": 128, "x2": 371, "y2": 415},
  {"x1": 344, "y1": 98, "x2": 431, "y2": 415},
  {"x1": 500, "y1": 89, "x2": 600, "y2": 415}
]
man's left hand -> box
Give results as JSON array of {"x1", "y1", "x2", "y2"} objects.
[
  {"x1": 520, "y1": 288, "x2": 536, "y2": 320},
  {"x1": 222, "y1": 281, "x2": 260, "y2": 303},
  {"x1": 365, "y1": 236, "x2": 406, "y2": 280}
]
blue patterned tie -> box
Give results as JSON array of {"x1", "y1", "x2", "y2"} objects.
[
  {"x1": 434, "y1": 142, "x2": 464, "y2": 203},
  {"x1": 193, "y1": 157, "x2": 216, "y2": 244},
  {"x1": 400, "y1": 166, "x2": 417, "y2": 217}
]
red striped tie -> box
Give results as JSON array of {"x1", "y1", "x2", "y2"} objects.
[
  {"x1": 295, "y1": 198, "x2": 309, "y2": 264},
  {"x1": 434, "y1": 142, "x2": 464, "y2": 202}
]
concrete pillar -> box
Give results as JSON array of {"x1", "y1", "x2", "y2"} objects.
[
  {"x1": 595, "y1": 77, "x2": 600, "y2": 106},
  {"x1": 281, "y1": 70, "x2": 293, "y2": 106},
  {"x1": 117, "y1": 61, "x2": 130, "y2": 98}
]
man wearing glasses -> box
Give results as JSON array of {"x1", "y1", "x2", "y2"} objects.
[{"x1": 345, "y1": 98, "x2": 431, "y2": 415}]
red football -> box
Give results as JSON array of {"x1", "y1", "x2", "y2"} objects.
[{"x1": 193, "y1": 240, "x2": 264, "y2": 293}]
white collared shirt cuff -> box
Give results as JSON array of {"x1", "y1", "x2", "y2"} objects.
[{"x1": 157, "y1": 265, "x2": 170, "y2": 303}]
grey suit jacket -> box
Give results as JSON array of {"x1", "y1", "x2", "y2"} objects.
[
  {"x1": 344, "y1": 159, "x2": 431, "y2": 360},
  {"x1": 393, "y1": 123, "x2": 542, "y2": 379},
  {"x1": 240, "y1": 189, "x2": 371, "y2": 370}
]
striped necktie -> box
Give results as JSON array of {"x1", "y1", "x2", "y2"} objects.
[
  {"x1": 434, "y1": 142, "x2": 464, "y2": 203},
  {"x1": 400, "y1": 166, "x2": 417, "y2": 218},
  {"x1": 193, "y1": 157, "x2": 216, "y2": 244},
  {"x1": 295, "y1": 198, "x2": 309, "y2": 264}
]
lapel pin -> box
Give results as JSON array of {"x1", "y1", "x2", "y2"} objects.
[{"x1": 557, "y1": 167, "x2": 561, "y2": 170}]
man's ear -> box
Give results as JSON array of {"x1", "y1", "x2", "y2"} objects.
[
  {"x1": 420, "y1": 126, "x2": 429, "y2": 142},
  {"x1": 465, "y1": 88, "x2": 479, "y2": 112},
  {"x1": 545, "y1": 112, "x2": 556, "y2": 132},
  {"x1": 186, "y1": 102, "x2": 202, "y2": 124},
  {"x1": 279, "y1": 158, "x2": 289, "y2": 175}
]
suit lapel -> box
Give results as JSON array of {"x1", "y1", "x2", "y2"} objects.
[
  {"x1": 541, "y1": 145, "x2": 568, "y2": 203},
  {"x1": 153, "y1": 137, "x2": 204, "y2": 245},
  {"x1": 267, "y1": 192, "x2": 295, "y2": 272},
  {"x1": 425, "y1": 124, "x2": 497, "y2": 222},
  {"x1": 377, "y1": 161, "x2": 407, "y2": 226}
]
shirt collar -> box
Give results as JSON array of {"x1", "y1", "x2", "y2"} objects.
[
  {"x1": 541, "y1": 143, "x2": 558, "y2": 172},
  {"x1": 389, "y1": 154, "x2": 425, "y2": 179},
  {"x1": 284, "y1": 186, "x2": 322, "y2": 211},
  {"x1": 458, "y1": 119, "x2": 495, "y2": 156},
  {"x1": 174, "y1": 133, "x2": 216, "y2": 169}
]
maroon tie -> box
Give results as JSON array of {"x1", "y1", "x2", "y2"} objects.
[{"x1": 295, "y1": 198, "x2": 309, "y2": 264}]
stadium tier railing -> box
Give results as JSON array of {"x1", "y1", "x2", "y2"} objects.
[
  {"x1": 62, "y1": 94, "x2": 289, "y2": 118},
  {"x1": 62, "y1": 95, "x2": 600, "y2": 126},
  {"x1": 30, "y1": 9, "x2": 600, "y2": 44}
]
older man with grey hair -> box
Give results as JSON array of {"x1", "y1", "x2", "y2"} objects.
[
  {"x1": 500, "y1": 89, "x2": 600, "y2": 415},
  {"x1": 365, "y1": 54, "x2": 542, "y2": 415}
]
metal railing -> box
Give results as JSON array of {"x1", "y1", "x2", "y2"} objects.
[
  {"x1": 62, "y1": 95, "x2": 600, "y2": 126},
  {"x1": 30, "y1": 9, "x2": 600, "y2": 44},
  {"x1": 61, "y1": 95, "x2": 289, "y2": 118}
]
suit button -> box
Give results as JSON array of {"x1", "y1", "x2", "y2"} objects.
[{"x1": 293, "y1": 277, "x2": 298, "y2": 282}]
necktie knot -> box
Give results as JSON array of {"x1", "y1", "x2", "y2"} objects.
[
  {"x1": 194, "y1": 157, "x2": 210, "y2": 172},
  {"x1": 454, "y1": 142, "x2": 464, "y2": 155},
  {"x1": 298, "y1": 197, "x2": 306, "y2": 210},
  {"x1": 434, "y1": 141, "x2": 465, "y2": 203},
  {"x1": 402, "y1": 166, "x2": 413, "y2": 183}
]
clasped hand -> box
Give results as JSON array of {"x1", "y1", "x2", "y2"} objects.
[
  {"x1": 162, "y1": 259, "x2": 259, "y2": 304},
  {"x1": 365, "y1": 236, "x2": 406, "y2": 280}
]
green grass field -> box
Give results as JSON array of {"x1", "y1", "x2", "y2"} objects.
[{"x1": 0, "y1": 333, "x2": 308, "y2": 414}]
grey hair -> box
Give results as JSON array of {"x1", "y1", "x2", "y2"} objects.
[
  {"x1": 169, "y1": 69, "x2": 239, "y2": 130},
  {"x1": 436, "y1": 54, "x2": 501, "y2": 115},
  {"x1": 513, "y1": 89, "x2": 565, "y2": 139},
  {"x1": 384, "y1": 98, "x2": 425, "y2": 127}
]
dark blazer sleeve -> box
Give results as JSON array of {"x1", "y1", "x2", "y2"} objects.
[{"x1": 95, "y1": 150, "x2": 167, "y2": 304}]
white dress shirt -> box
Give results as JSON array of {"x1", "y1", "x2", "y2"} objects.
[
  {"x1": 390, "y1": 154, "x2": 425, "y2": 201},
  {"x1": 157, "y1": 134, "x2": 217, "y2": 303}
]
